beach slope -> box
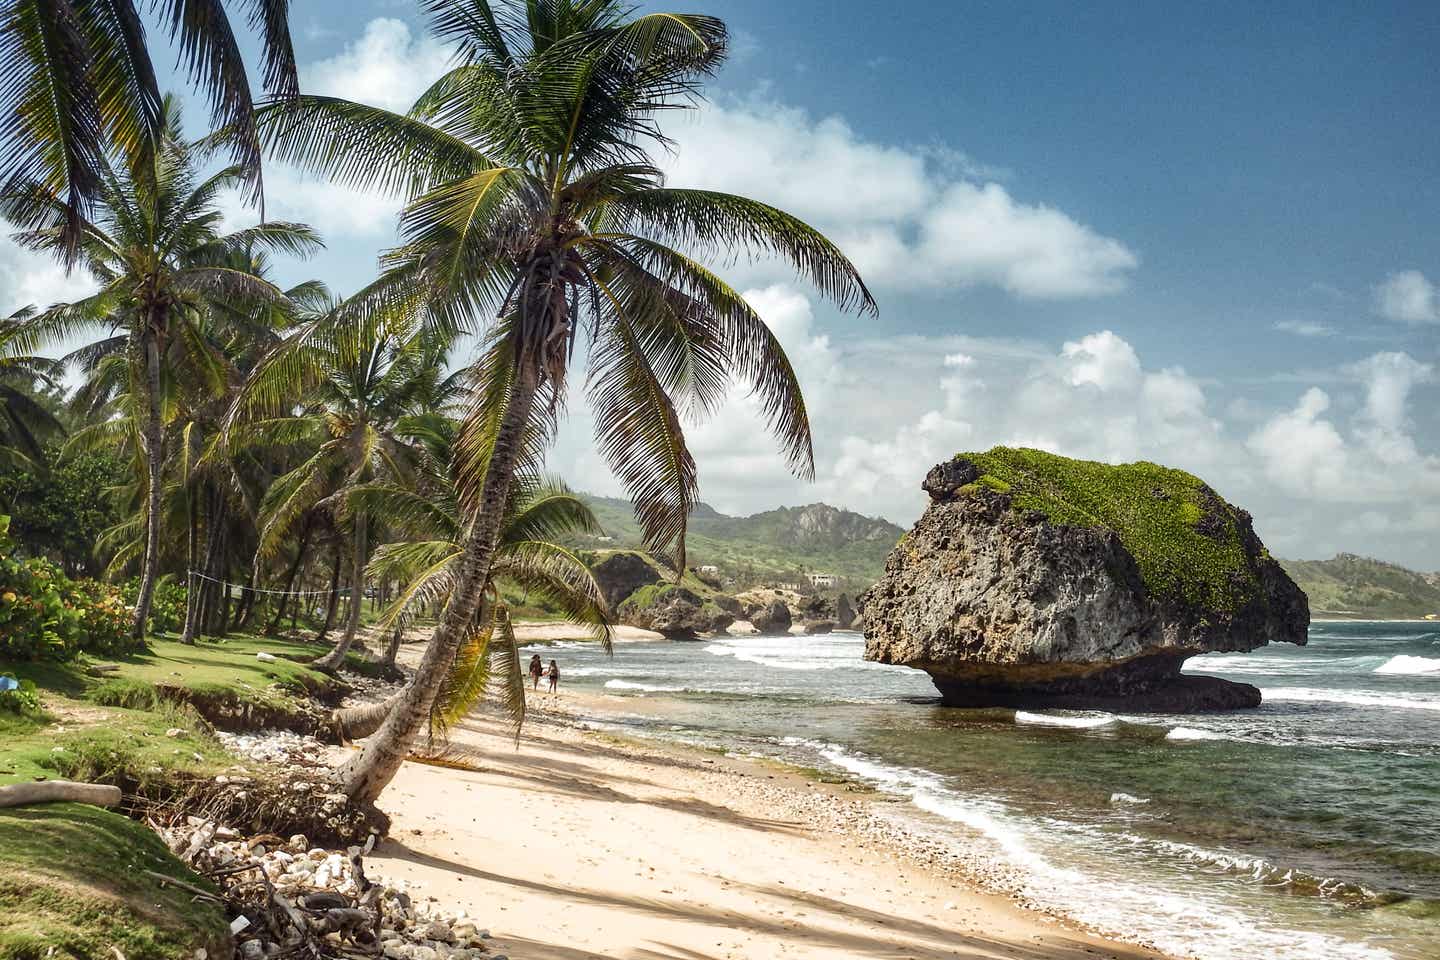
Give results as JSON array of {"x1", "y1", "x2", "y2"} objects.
[{"x1": 361, "y1": 706, "x2": 1165, "y2": 960}]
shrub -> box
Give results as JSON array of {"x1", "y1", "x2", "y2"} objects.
[
  {"x1": 0, "y1": 516, "x2": 146, "y2": 660},
  {"x1": 67, "y1": 579, "x2": 138, "y2": 655},
  {"x1": 121, "y1": 577, "x2": 185, "y2": 634},
  {"x1": 0, "y1": 529, "x2": 82, "y2": 661},
  {"x1": 0, "y1": 673, "x2": 42, "y2": 714}
]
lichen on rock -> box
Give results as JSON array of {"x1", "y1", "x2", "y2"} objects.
[{"x1": 861, "y1": 447, "x2": 1310, "y2": 712}]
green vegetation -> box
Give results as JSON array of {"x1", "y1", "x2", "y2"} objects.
[
  {"x1": 0, "y1": 0, "x2": 871, "y2": 809},
  {"x1": 0, "y1": 633, "x2": 330, "y2": 958},
  {"x1": 954, "y1": 447, "x2": 1263, "y2": 609},
  {"x1": 1281, "y1": 554, "x2": 1440, "y2": 619},
  {"x1": 581, "y1": 496, "x2": 903, "y2": 588},
  {"x1": 0, "y1": 804, "x2": 229, "y2": 960},
  {"x1": 0, "y1": 447, "x2": 127, "y2": 578},
  {"x1": 0, "y1": 634, "x2": 334, "y2": 787}
]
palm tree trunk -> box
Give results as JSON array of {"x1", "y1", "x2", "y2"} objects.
[
  {"x1": 238, "y1": 566, "x2": 260, "y2": 630},
  {"x1": 180, "y1": 483, "x2": 204, "y2": 644},
  {"x1": 314, "y1": 513, "x2": 368, "y2": 673},
  {"x1": 340, "y1": 367, "x2": 539, "y2": 804},
  {"x1": 265, "y1": 522, "x2": 311, "y2": 636},
  {"x1": 381, "y1": 626, "x2": 403, "y2": 669},
  {"x1": 131, "y1": 329, "x2": 164, "y2": 640},
  {"x1": 316, "y1": 541, "x2": 342, "y2": 643},
  {"x1": 333, "y1": 692, "x2": 402, "y2": 741},
  {"x1": 197, "y1": 486, "x2": 225, "y2": 637}
]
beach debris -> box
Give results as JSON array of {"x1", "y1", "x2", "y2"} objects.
[
  {"x1": 0, "y1": 779, "x2": 122, "y2": 809},
  {"x1": 158, "y1": 816, "x2": 493, "y2": 960}
]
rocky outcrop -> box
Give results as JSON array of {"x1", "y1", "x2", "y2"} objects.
[
  {"x1": 803, "y1": 619, "x2": 837, "y2": 635},
  {"x1": 861, "y1": 449, "x2": 1309, "y2": 712},
  {"x1": 620, "y1": 585, "x2": 733, "y2": 640},
  {"x1": 835, "y1": 594, "x2": 856, "y2": 629},
  {"x1": 591, "y1": 551, "x2": 661, "y2": 608},
  {"x1": 750, "y1": 600, "x2": 793, "y2": 635}
]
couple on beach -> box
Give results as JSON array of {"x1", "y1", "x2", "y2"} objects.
[{"x1": 528, "y1": 655, "x2": 560, "y2": 694}]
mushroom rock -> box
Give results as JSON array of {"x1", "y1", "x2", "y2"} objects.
[{"x1": 860, "y1": 448, "x2": 1309, "y2": 712}]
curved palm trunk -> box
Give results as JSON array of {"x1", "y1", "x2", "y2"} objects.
[
  {"x1": 334, "y1": 691, "x2": 402, "y2": 741},
  {"x1": 131, "y1": 329, "x2": 164, "y2": 640},
  {"x1": 340, "y1": 368, "x2": 539, "y2": 804},
  {"x1": 314, "y1": 513, "x2": 368, "y2": 673}
]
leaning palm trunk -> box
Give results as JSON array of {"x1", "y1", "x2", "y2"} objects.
[
  {"x1": 131, "y1": 329, "x2": 164, "y2": 639},
  {"x1": 339, "y1": 370, "x2": 538, "y2": 803},
  {"x1": 314, "y1": 514, "x2": 368, "y2": 672},
  {"x1": 334, "y1": 691, "x2": 403, "y2": 741}
]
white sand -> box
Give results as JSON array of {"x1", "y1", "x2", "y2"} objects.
[{"x1": 353, "y1": 697, "x2": 1169, "y2": 960}]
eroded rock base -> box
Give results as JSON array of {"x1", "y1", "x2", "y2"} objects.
[{"x1": 928, "y1": 655, "x2": 1262, "y2": 712}]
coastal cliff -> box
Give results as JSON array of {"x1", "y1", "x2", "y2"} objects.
[{"x1": 861, "y1": 448, "x2": 1310, "y2": 711}]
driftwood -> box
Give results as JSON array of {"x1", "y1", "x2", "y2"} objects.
[
  {"x1": 141, "y1": 869, "x2": 222, "y2": 903},
  {"x1": 0, "y1": 780, "x2": 122, "y2": 809}
]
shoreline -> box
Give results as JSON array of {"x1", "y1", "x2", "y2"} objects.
[{"x1": 354, "y1": 686, "x2": 1173, "y2": 960}]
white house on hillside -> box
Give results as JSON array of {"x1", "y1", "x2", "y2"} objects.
[{"x1": 806, "y1": 572, "x2": 838, "y2": 589}]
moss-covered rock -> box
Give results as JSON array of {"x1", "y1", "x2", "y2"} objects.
[{"x1": 863, "y1": 448, "x2": 1310, "y2": 711}]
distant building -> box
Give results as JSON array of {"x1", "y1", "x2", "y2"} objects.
[
  {"x1": 806, "y1": 572, "x2": 838, "y2": 589},
  {"x1": 697, "y1": 564, "x2": 721, "y2": 576}
]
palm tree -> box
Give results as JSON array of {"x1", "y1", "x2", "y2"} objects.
[
  {"x1": 0, "y1": 309, "x2": 66, "y2": 468},
  {"x1": 334, "y1": 418, "x2": 610, "y2": 740},
  {"x1": 260, "y1": 0, "x2": 873, "y2": 804},
  {"x1": 233, "y1": 306, "x2": 439, "y2": 671},
  {"x1": 0, "y1": 0, "x2": 298, "y2": 254},
  {"x1": 2, "y1": 98, "x2": 322, "y2": 638}
]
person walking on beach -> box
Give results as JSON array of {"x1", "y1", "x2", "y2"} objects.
[
  {"x1": 528, "y1": 654, "x2": 543, "y2": 690},
  {"x1": 547, "y1": 659, "x2": 560, "y2": 694}
]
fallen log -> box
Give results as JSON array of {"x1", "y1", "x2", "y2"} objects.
[{"x1": 0, "y1": 780, "x2": 122, "y2": 809}]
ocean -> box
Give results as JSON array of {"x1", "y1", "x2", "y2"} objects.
[{"x1": 522, "y1": 621, "x2": 1440, "y2": 960}]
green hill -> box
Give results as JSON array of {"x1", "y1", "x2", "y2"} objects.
[
  {"x1": 577, "y1": 496, "x2": 904, "y2": 590},
  {"x1": 1281, "y1": 554, "x2": 1440, "y2": 620}
]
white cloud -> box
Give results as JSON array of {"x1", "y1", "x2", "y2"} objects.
[
  {"x1": 1274, "y1": 319, "x2": 1335, "y2": 337},
  {"x1": 1060, "y1": 330, "x2": 1142, "y2": 391},
  {"x1": 1349, "y1": 352, "x2": 1433, "y2": 466},
  {"x1": 1375, "y1": 269, "x2": 1439, "y2": 324},
  {"x1": 549, "y1": 283, "x2": 1440, "y2": 565},
  {"x1": 221, "y1": 165, "x2": 403, "y2": 239},
  {"x1": 914, "y1": 183, "x2": 1137, "y2": 298},
  {"x1": 302, "y1": 18, "x2": 453, "y2": 113},
  {"x1": 0, "y1": 236, "x2": 98, "y2": 317},
  {"x1": 661, "y1": 98, "x2": 1138, "y2": 300},
  {"x1": 1246, "y1": 352, "x2": 1440, "y2": 504}
]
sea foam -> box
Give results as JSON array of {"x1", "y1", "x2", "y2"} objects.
[
  {"x1": 1260, "y1": 687, "x2": 1440, "y2": 712},
  {"x1": 1373, "y1": 654, "x2": 1440, "y2": 676},
  {"x1": 1014, "y1": 711, "x2": 1117, "y2": 729},
  {"x1": 1167, "y1": 727, "x2": 1228, "y2": 741},
  {"x1": 602, "y1": 679, "x2": 685, "y2": 693}
]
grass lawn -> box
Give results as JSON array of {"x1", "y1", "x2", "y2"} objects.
[
  {"x1": 0, "y1": 633, "x2": 342, "y2": 959},
  {"x1": 0, "y1": 804, "x2": 230, "y2": 960}
]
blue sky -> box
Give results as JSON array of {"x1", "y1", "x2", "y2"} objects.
[{"x1": 3, "y1": 1, "x2": 1438, "y2": 568}]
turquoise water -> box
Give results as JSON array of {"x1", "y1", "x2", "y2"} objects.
[{"x1": 524, "y1": 622, "x2": 1440, "y2": 960}]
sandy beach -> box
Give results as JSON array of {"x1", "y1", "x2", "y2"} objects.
[{"x1": 351, "y1": 689, "x2": 1169, "y2": 960}]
